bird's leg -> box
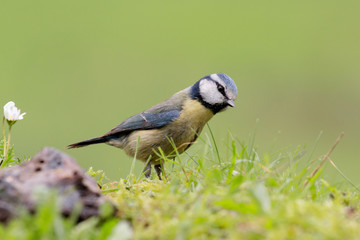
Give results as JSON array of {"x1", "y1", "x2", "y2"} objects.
[
  {"x1": 143, "y1": 161, "x2": 152, "y2": 178},
  {"x1": 154, "y1": 164, "x2": 162, "y2": 180}
]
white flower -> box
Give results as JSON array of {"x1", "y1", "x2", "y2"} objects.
[{"x1": 3, "y1": 101, "x2": 26, "y2": 121}]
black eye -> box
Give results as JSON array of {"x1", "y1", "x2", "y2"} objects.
[{"x1": 217, "y1": 84, "x2": 225, "y2": 94}]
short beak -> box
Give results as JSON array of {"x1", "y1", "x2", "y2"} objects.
[{"x1": 227, "y1": 99, "x2": 235, "y2": 107}]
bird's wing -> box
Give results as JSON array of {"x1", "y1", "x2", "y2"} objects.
[
  {"x1": 103, "y1": 110, "x2": 181, "y2": 136},
  {"x1": 103, "y1": 87, "x2": 190, "y2": 137}
]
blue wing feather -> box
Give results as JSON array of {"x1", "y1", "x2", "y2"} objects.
[
  {"x1": 141, "y1": 111, "x2": 180, "y2": 128},
  {"x1": 103, "y1": 109, "x2": 181, "y2": 136}
]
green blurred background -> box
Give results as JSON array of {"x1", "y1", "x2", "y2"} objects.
[{"x1": 1, "y1": 1, "x2": 359, "y2": 184}]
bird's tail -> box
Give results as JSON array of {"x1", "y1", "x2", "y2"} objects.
[{"x1": 67, "y1": 136, "x2": 108, "y2": 149}]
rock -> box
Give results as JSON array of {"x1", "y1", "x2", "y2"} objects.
[{"x1": 0, "y1": 147, "x2": 116, "y2": 224}]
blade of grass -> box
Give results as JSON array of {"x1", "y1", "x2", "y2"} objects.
[
  {"x1": 247, "y1": 118, "x2": 259, "y2": 160},
  {"x1": 166, "y1": 137, "x2": 190, "y2": 181},
  {"x1": 207, "y1": 123, "x2": 221, "y2": 164},
  {"x1": 327, "y1": 156, "x2": 360, "y2": 192},
  {"x1": 226, "y1": 141, "x2": 237, "y2": 183},
  {"x1": 137, "y1": 156, "x2": 152, "y2": 182},
  {"x1": 127, "y1": 136, "x2": 140, "y2": 181},
  {"x1": 307, "y1": 131, "x2": 323, "y2": 163}
]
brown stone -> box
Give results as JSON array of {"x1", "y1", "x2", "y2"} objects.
[{"x1": 0, "y1": 147, "x2": 116, "y2": 224}]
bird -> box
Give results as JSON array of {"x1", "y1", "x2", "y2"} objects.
[{"x1": 67, "y1": 73, "x2": 238, "y2": 179}]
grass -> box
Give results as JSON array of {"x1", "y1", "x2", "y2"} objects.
[{"x1": 1, "y1": 131, "x2": 360, "y2": 239}]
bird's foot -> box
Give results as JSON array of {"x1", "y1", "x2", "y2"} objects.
[{"x1": 154, "y1": 164, "x2": 162, "y2": 180}]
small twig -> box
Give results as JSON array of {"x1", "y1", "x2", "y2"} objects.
[
  {"x1": 177, "y1": 141, "x2": 195, "y2": 150},
  {"x1": 260, "y1": 164, "x2": 272, "y2": 173},
  {"x1": 304, "y1": 132, "x2": 344, "y2": 188},
  {"x1": 181, "y1": 166, "x2": 189, "y2": 182}
]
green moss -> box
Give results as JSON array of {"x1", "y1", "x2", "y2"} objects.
[{"x1": 1, "y1": 140, "x2": 359, "y2": 239}]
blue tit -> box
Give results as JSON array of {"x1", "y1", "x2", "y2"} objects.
[{"x1": 68, "y1": 73, "x2": 238, "y2": 179}]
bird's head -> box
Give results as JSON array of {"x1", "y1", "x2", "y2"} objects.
[{"x1": 191, "y1": 73, "x2": 238, "y2": 114}]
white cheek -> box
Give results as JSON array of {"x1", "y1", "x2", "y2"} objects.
[
  {"x1": 204, "y1": 91, "x2": 225, "y2": 105},
  {"x1": 199, "y1": 80, "x2": 214, "y2": 94},
  {"x1": 199, "y1": 81, "x2": 225, "y2": 104}
]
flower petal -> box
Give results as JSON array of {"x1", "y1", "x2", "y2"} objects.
[
  {"x1": 18, "y1": 112, "x2": 26, "y2": 120},
  {"x1": 3, "y1": 101, "x2": 26, "y2": 121}
]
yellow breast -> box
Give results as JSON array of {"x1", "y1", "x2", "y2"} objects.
[{"x1": 174, "y1": 99, "x2": 213, "y2": 131}]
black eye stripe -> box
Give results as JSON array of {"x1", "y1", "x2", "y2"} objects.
[{"x1": 216, "y1": 83, "x2": 227, "y2": 97}]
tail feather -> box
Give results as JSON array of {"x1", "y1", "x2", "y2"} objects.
[{"x1": 67, "y1": 136, "x2": 108, "y2": 149}]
